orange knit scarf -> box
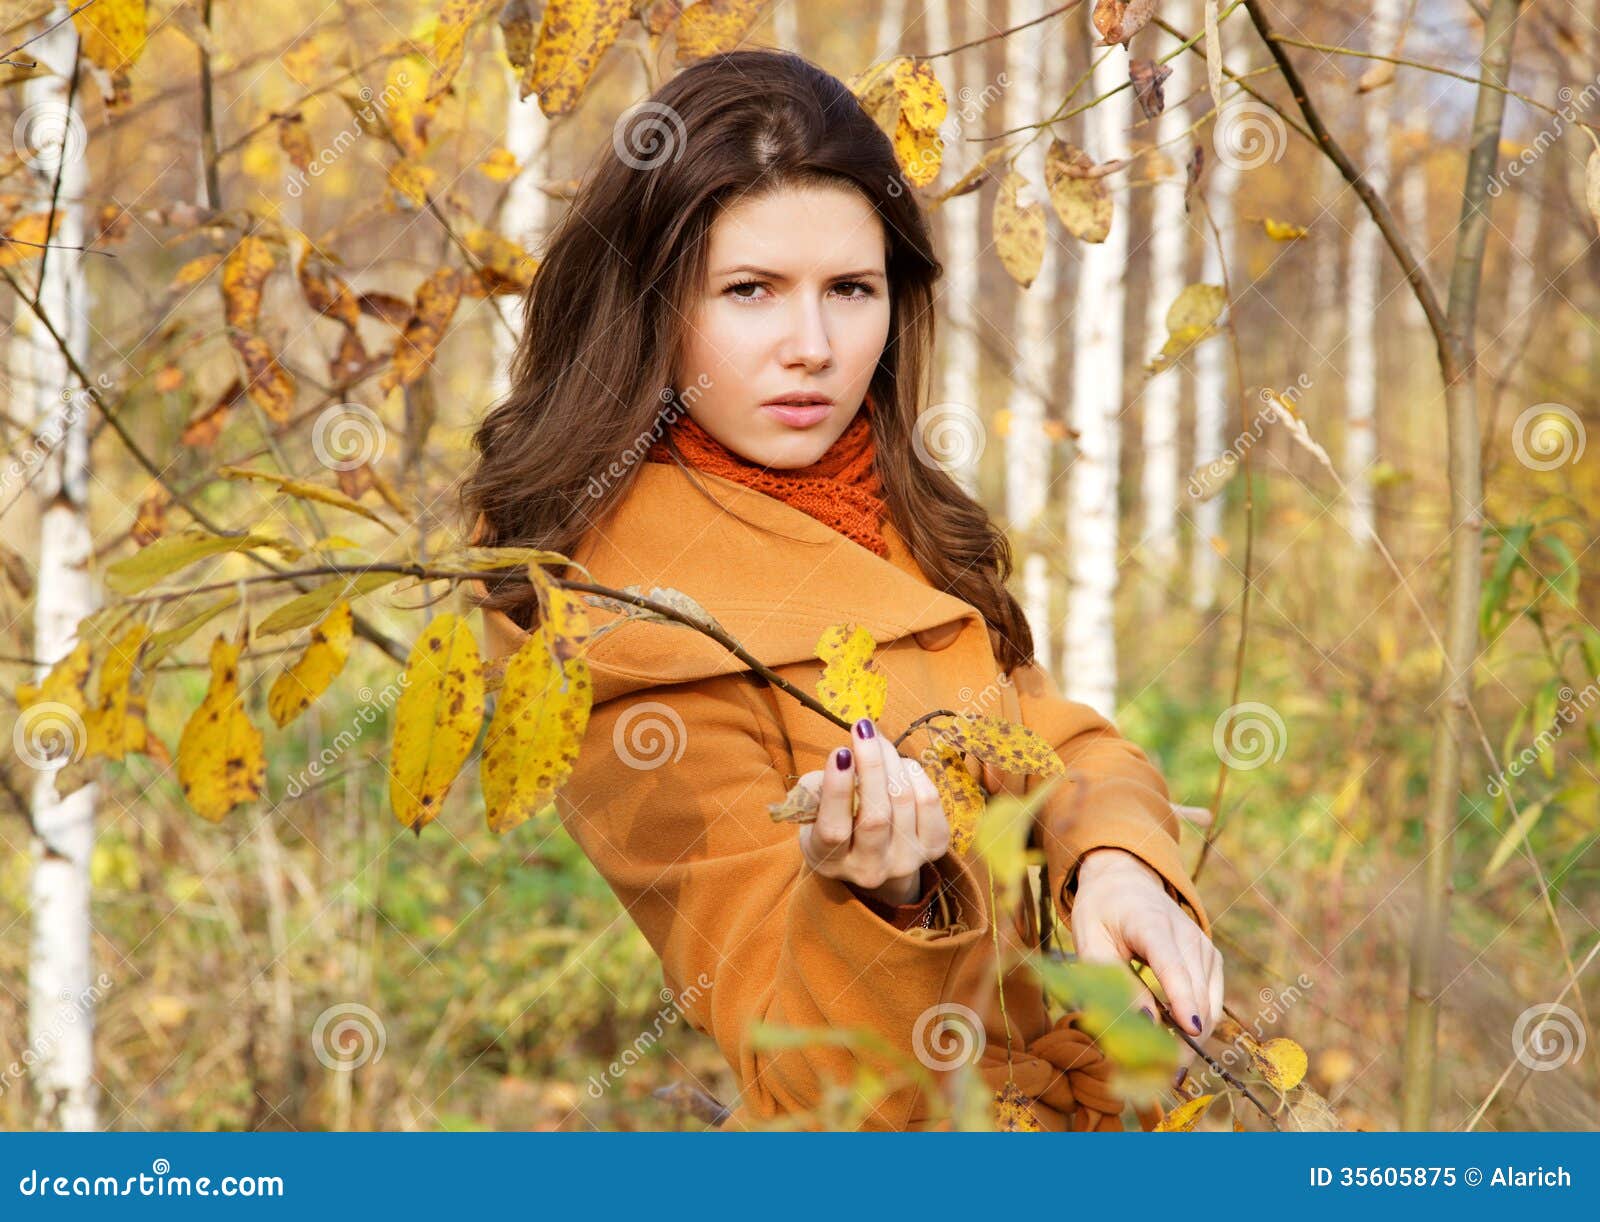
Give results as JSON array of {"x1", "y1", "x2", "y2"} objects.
[{"x1": 646, "y1": 398, "x2": 890, "y2": 557}]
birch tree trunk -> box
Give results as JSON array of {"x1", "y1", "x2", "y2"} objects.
[
  {"x1": 1343, "y1": 0, "x2": 1405, "y2": 549},
  {"x1": 1003, "y1": 0, "x2": 1058, "y2": 673},
  {"x1": 21, "y1": 7, "x2": 100, "y2": 1131},
  {"x1": 1139, "y1": 0, "x2": 1194, "y2": 606},
  {"x1": 1190, "y1": 153, "x2": 1238, "y2": 614},
  {"x1": 1064, "y1": 32, "x2": 1132, "y2": 712},
  {"x1": 875, "y1": 0, "x2": 906, "y2": 59},
  {"x1": 771, "y1": 0, "x2": 799, "y2": 51},
  {"x1": 492, "y1": 80, "x2": 552, "y2": 406}
]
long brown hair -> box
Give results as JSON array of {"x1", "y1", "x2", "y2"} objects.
[{"x1": 460, "y1": 48, "x2": 1035, "y2": 673}]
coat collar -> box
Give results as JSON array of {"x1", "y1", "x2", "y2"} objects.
[{"x1": 568, "y1": 461, "x2": 983, "y2": 703}]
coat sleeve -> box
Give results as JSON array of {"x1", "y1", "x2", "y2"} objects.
[
  {"x1": 1005, "y1": 662, "x2": 1212, "y2": 939},
  {"x1": 553, "y1": 669, "x2": 995, "y2": 1128}
]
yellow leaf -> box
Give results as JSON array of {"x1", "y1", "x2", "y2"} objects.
[
  {"x1": 814, "y1": 624, "x2": 886, "y2": 724},
  {"x1": 389, "y1": 613, "x2": 485, "y2": 830},
  {"x1": 258, "y1": 572, "x2": 402, "y2": 636},
  {"x1": 992, "y1": 1081, "x2": 1041, "y2": 1131},
  {"x1": 1249, "y1": 1036, "x2": 1308, "y2": 1090},
  {"x1": 217, "y1": 466, "x2": 395, "y2": 530},
  {"x1": 177, "y1": 636, "x2": 266, "y2": 821},
  {"x1": 73, "y1": 0, "x2": 146, "y2": 73},
  {"x1": 104, "y1": 529, "x2": 293, "y2": 595},
  {"x1": 891, "y1": 58, "x2": 948, "y2": 132},
  {"x1": 1262, "y1": 217, "x2": 1308, "y2": 240},
  {"x1": 1045, "y1": 139, "x2": 1112, "y2": 243},
  {"x1": 0, "y1": 213, "x2": 59, "y2": 268},
  {"x1": 267, "y1": 603, "x2": 353, "y2": 728},
  {"x1": 428, "y1": 0, "x2": 493, "y2": 100},
  {"x1": 674, "y1": 0, "x2": 764, "y2": 64},
  {"x1": 923, "y1": 739, "x2": 985, "y2": 854},
  {"x1": 528, "y1": 0, "x2": 633, "y2": 116},
  {"x1": 86, "y1": 623, "x2": 151, "y2": 761},
  {"x1": 1146, "y1": 283, "x2": 1227, "y2": 374},
  {"x1": 168, "y1": 252, "x2": 224, "y2": 291},
  {"x1": 481, "y1": 586, "x2": 593, "y2": 832},
  {"x1": 221, "y1": 236, "x2": 276, "y2": 330},
  {"x1": 893, "y1": 112, "x2": 944, "y2": 187},
  {"x1": 993, "y1": 171, "x2": 1045, "y2": 288},
  {"x1": 380, "y1": 267, "x2": 464, "y2": 392},
  {"x1": 230, "y1": 333, "x2": 297, "y2": 422},
  {"x1": 932, "y1": 713, "x2": 1066, "y2": 780},
  {"x1": 1154, "y1": 1092, "x2": 1215, "y2": 1131},
  {"x1": 477, "y1": 146, "x2": 521, "y2": 182}
]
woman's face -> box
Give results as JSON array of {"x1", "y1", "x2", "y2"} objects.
[{"x1": 672, "y1": 182, "x2": 892, "y2": 469}]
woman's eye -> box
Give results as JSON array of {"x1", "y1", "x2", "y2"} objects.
[
  {"x1": 833, "y1": 281, "x2": 876, "y2": 300},
  {"x1": 724, "y1": 280, "x2": 766, "y2": 300}
]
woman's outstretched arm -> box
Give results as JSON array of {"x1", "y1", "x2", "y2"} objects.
[{"x1": 553, "y1": 670, "x2": 993, "y2": 1129}]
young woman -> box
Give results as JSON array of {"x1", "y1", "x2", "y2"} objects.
[{"x1": 463, "y1": 48, "x2": 1222, "y2": 1132}]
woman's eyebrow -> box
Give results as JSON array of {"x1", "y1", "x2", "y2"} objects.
[{"x1": 713, "y1": 265, "x2": 886, "y2": 280}]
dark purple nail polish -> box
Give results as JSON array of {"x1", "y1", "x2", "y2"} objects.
[
  {"x1": 1140, "y1": 1006, "x2": 1155, "y2": 1024},
  {"x1": 1191, "y1": 1014, "x2": 1203, "y2": 1034},
  {"x1": 835, "y1": 747, "x2": 852, "y2": 769},
  {"x1": 854, "y1": 718, "x2": 875, "y2": 739},
  {"x1": 1173, "y1": 1065, "x2": 1189, "y2": 1090}
]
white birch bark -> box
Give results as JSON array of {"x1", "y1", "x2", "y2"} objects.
[
  {"x1": 875, "y1": 0, "x2": 907, "y2": 59},
  {"x1": 21, "y1": 6, "x2": 99, "y2": 1131},
  {"x1": 492, "y1": 79, "x2": 552, "y2": 406},
  {"x1": 1343, "y1": 0, "x2": 1405, "y2": 548},
  {"x1": 1003, "y1": 0, "x2": 1057, "y2": 673},
  {"x1": 1190, "y1": 152, "x2": 1238, "y2": 614},
  {"x1": 1064, "y1": 33, "x2": 1132, "y2": 713},
  {"x1": 772, "y1": 0, "x2": 799, "y2": 50},
  {"x1": 1139, "y1": 0, "x2": 1193, "y2": 602}
]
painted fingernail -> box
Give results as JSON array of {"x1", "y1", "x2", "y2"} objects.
[
  {"x1": 835, "y1": 747, "x2": 852, "y2": 769},
  {"x1": 1140, "y1": 1006, "x2": 1156, "y2": 1024},
  {"x1": 854, "y1": 718, "x2": 875, "y2": 739},
  {"x1": 1191, "y1": 1014, "x2": 1203, "y2": 1034},
  {"x1": 1173, "y1": 1065, "x2": 1189, "y2": 1090}
]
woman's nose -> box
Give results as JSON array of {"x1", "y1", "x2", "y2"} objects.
[{"x1": 778, "y1": 296, "x2": 832, "y2": 369}]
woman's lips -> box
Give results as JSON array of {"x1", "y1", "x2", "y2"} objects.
[{"x1": 761, "y1": 402, "x2": 832, "y2": 427}]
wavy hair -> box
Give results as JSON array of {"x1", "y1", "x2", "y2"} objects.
[{"x1": 460, "y1": 47, "x2": 1035, "y2": 673}]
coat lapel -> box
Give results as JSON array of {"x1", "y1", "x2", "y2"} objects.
[{"x1": 569, "y1": 462, "x2": 982, "y2": 703}]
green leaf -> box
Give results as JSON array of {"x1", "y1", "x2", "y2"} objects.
[{"x1": 105, "y1": 529, "x2": 295, "y2": 595}]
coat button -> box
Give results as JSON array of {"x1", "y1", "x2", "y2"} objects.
[{"x1": 913, "y1": 621, "x2": 962, "y2": 652}]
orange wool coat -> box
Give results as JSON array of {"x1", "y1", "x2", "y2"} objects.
[{"x1": 476, "y1": 461, "x2": 1213, "y2": 1132}]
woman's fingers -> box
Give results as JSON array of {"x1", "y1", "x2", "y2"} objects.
[
  {"x1": 905, "y1": 758, "x2": 949, "y2": 859},
  {"x1": 847, "y1": 719, "x2": 893, "y2": 862},
  {"x1": 802, "y1": 748, "x2": 855, "y2": 868},
  {"x1": 1131, "y1": 914, "x2": 1208, "y2": 1040}
]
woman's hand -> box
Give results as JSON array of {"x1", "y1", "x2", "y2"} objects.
[
  {"x1": 1068, "y1": 847, "x2": 1224, "y2": 1067},
  {"x1": 795, "y1": 717, "x2": 949, "y2": 905}
]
